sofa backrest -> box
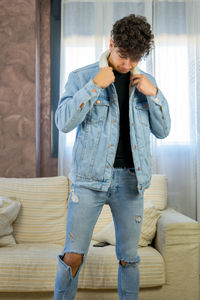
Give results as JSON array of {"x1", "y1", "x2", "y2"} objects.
[
  {"x1": 0, "y1": 174, "x2": 167, "y2": 244},
  {"x1": 0, "y1": 176, "x2": 68, "y2": 246},
  {"x1": 144, "y1": 174, "x2": 168, "y2": 210}
]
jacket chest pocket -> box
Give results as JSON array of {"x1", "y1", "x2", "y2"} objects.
[
  {"x1": 86, "y1": 98, "x2": 110, "y2": 124},
  {"x1": 135, "y1": 103, "x2": 150, "y2": 128}
]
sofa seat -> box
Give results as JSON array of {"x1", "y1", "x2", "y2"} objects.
[
  {"x1": 78, "y1": 240, "x2": 165, "y2": 289},
  {"x1": 0, "y1": 243, "x2": 63, "y2": 292},
  {"x1": 0, "y1": 240, "x2": 165, "y2": 292}
]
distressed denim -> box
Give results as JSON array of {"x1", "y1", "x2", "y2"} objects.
[
  {"x1": 54, "y1": 167, "x2": 144, "y2": 300},
  {"x1": 55, "y1": 50, "x2": 171, "y2": 194}
]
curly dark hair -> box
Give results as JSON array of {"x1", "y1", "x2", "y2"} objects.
[{"x1": 111, "y1": 14, "x2": 154, "y2": 61}]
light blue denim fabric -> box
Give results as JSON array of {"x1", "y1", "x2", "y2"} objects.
[
  {"x1": 55, "y1": 53, "x2": 171, "y2": 194},
  {"x1": 54, "y1": 168, "x2": 144, "y2": 300}
]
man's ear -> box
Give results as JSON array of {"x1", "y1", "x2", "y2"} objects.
[{"x1": 109, "y1": 38, "x2": 114, "y2": 51}]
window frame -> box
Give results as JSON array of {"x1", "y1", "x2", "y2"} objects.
[{"x1": 50, "y1": 0, "x2": 61, "y2": 157}]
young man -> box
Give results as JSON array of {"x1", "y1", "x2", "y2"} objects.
[{"x1": 54, "y1": 14, "x2": 170, "y2": 300}]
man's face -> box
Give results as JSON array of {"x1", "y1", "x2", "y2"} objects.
[{"x1": 108, "y1": 38, "x2": 140, "y2": 74}]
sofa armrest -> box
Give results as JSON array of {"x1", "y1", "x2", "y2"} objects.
[
  {"x1": 154, "y1": 207, "x2": 200, "y2": 299},
  {"x1": 155, "y1": 207, "x2": 200, "y2": 255}
]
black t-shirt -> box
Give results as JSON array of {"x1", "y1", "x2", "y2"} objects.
[{"x1": 113, "y1": 70, "x2": 134, "y2": 168}]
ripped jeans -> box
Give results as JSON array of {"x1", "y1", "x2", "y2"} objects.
[{"x1": 54, "y1": 167, "x2": 144, "y2": 300}]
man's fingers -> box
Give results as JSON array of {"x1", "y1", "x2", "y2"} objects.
[
  {"x1": 131, "y1": 78, "x2": 140, "y2": 85},
  {"x1": 130, "y1": 78, "x2": 141, "y2": 87},
  {"x1": 94, "y1": 66, "x2": 115, "y2": 88},
  {"x1": 131, "y1": 74, "x2": 143, "y2": 79}
]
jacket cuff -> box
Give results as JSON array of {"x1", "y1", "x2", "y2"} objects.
[
  {"x1": 77, "y1": 79, "x2": 104, "y2": 112},
  {"x1": 85, "y1": 79, "x2": 104, "y2": 95},
  {"x1": 147, "y1": 88, "x2": 163, "y2": 106}
]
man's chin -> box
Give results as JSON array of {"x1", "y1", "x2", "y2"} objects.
[{"x1": 117, "y1": 67, "x2": 130, "y2": 74}]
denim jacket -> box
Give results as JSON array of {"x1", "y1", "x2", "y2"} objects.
[{"x1": 55, "y1": 50, "x2": 171, "y2": 194}]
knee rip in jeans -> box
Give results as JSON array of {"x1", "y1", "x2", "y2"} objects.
[
  {"x1": 135, "y1": 215, "x2": 142, "y2": 223},
  {"x1": 120, "y1": 260, "x2": 140, "y2": 267},
  {"x1": 120, "y1": 256, "x2": 140, "y2": 267},
  {"x1": 69, "y1": 232, "x2": 75, "y2": 240},
  {"x1": 62, "y1": 252, "x2": 85, "y2": 275},
  {"x1": 120, "y1": 260, "x2": 128, "y2": 266},
  {"x1": 71, "y1": 189, "x2": 79, "y2": 203}
]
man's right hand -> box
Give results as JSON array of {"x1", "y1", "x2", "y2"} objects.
[{"x1": 93, "y1": 67, "x2": 115, "y2": 89}]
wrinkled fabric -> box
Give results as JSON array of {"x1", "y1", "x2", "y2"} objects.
[
  {"x1": 54, "y1": 168, "x2": 143, "y2": 300},
  {"x1": 55, "y1": 50, "x2": 171, "y2": 194}
]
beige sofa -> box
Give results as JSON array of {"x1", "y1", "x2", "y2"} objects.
[{"x1": 0, "y1": 175, "x2": 199, "y2": 300}]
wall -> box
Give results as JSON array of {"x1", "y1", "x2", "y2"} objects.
[{"x1": 0, "y1": 0, "x2": 57, "y2": 178}]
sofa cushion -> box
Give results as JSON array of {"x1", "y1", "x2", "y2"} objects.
[
  {"x1": 0, "y1": 243, "x2": 63, "y2": 292},
  {"x1": 0, "y1": 241, "x2": 165, "y2": 292},
  {"x1": 78, "y1": 240, "x2": 165, "y2": 289},
  {"x1": 0, "y1": 196, "x2": 21, "y2": 246},
  {"x1": 92, "y1": 200, "x2": 161, "y2": 247},
  {"x1": 0, "y1": 177, "x2": 69, "y2": 246}
]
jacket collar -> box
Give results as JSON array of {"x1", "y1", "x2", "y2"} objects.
[{"x1": 99, "y1": 49, "x2": 140, "y2": 76}]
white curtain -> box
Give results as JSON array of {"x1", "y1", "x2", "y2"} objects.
[{"x1": 58, "y1": 0, "x2": 200, "y2": 222}]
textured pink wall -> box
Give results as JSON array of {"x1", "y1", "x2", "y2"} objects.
[
  {"x1": 0, "y1": 0, "x2": 36, "y2": 177},
  {"x1": 0, "y1": 0, "x2": 58, "y2": 178}
]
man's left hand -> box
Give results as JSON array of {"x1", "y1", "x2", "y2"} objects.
[{"x1": 130, "y1": 74, "x2": 158, "y2": 96}]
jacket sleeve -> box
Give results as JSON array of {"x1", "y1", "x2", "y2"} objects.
[
  {"x1": 55, "y1": 71, "x2": 103, "y2": 133},
  {"x1": 146, "y1": 76, "x2": 171, "y2": 139}
]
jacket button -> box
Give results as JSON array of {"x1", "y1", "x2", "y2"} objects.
[
  {"x1": 92, "y1": 89, "x2": 97, "y2": 93},
  {"x1": 113, "y1": 120, "x2": 116, "y2": 123},
  {"x1": 132, "y1": 122, "x2": 134, "y2": 126},
  {"x1": 80, "y1": 102, "x2": 85, "y2": 108},
  {"x1": 140, "y1": 186, "x2": 142, "y2": 190},
  {"x1": 134, "y1": 145, "x2": 137, "y2": 149},
  {"x1": 106, "y1": 165, "x2": 109, "y2": 169},
  {"x1": 138, "y1": 167, "x2": 140, "y2": 171},
  {"x1": 110, "y1": 144, "x2": 113, "y2": 147},
  {"x1": 96, "y1": 100, "x2": 100, "y2": 104},
  {"x1": 155, "y1": 97, "x2": 159, "y2": 102}
]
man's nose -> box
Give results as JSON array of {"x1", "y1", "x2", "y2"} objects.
[
  {"x1": 123, "y1": 59, "x2": 136, "y2": 69},
  {"x1": 123, "y1": 59, "x2": 132, "y2": 68}
]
